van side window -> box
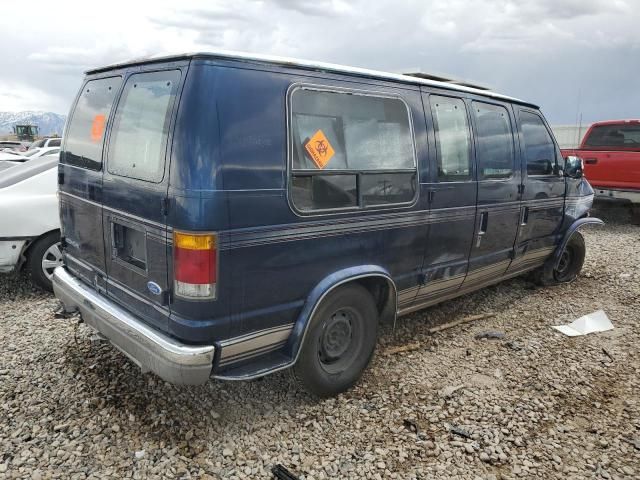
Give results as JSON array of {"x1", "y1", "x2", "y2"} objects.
[
  {"x1": 520, "y1": 111, "x2": 557, "y2": 176},
  {"x1": 290, "y1": 88, "x2": 416, "y2": 212},
  {"x1": 430, "y1": 96, "x2": 472, "y2": 181},
  {"x1": 107, "y1": 70, "x2": 180, "y2": 183},
  {"x1": 63, "y1": 76, "x2": 122, "y2": 170},
  {"x1": 472, "y1": 102, "x2": 514, "y2": 179}
]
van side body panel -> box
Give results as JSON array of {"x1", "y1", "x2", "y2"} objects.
[{"x1": 168, "y1": 62, "x2": 429, "y2": 364}]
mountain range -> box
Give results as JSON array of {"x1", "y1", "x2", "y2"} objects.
[{"x1": 0, "y1": 111, "x2": 67, "y2": 137}]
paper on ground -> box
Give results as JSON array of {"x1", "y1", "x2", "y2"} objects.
[{"x1": 552, "y1": 310, "x2": 613, "y2": 337}]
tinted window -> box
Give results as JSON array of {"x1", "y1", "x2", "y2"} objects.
[
  {"x1": 473, "y1": 102, "x2": 514, "y2": 179},
  {"x1": 583, "y1": 124, "x2": 640, "y2": 148},
  {"x1": 107, "y1": 70, "x2": 180, "y2": 182},
  {"x1": 48, "y1": 138, "x2": 61, "y2": 147},
  {"x1": 361, "y1": 172, "x2": 417, "y2": 206},
  {"x1": 520, "y1": 111, "x2": 556, "y2": 176},
  {"x1": 64, "y1": 76, "x2": 122, "y2": 169},
  {"x1": 290, "y1": 88, "x2": 416, "y2": 211},
  {"x1": 30, "y1": 139, "x2": 46, "y2": 149},
  {"x1": 431, "y1": 96, "x2": 472, "y2": 181},
  {"x1": 291, "y1": 89, "x2": 414, "y2": 170},
  {"x1": 291, "y1": 175, "x2": 357, "y2": 211}
]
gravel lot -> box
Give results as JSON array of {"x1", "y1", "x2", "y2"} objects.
[{"x1": 1, "y1": 203, "x2": 639, "y2": 480}]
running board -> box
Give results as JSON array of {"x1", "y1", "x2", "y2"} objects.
[{"x1": 212, "y1": 351, "x2": 292, "y2": 381}]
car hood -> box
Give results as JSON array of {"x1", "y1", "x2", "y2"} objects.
[
  {"x1": 0, "y1": 152, "x2": 27, "y2": 161},
  {"x1": 0, "y1": 161, "x2": 19, "y2": 172}
]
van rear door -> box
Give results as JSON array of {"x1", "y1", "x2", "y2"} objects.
[
  {"x1": 59, "y1": 76, "x2": 123, "y2": 290},
  {"x1": 101, "y1": 67, "x2": 184, "y2": 329}
]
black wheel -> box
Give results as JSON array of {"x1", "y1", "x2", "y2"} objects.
[
  {"x1": 532, "y1": 232, "x2": 586, "y2": 286},
  {"x1": 553, "y1": 231, "x2": 585, "y2": 283},
  {"x1": 293, "y1": 284, "x2": 378, "y2": 397},
  {"x1": 26, "y1": 231, "x2": 62, "y2": 292}
]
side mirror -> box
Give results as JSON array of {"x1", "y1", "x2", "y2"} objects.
[{"x1": 564, "y1": 155, "x2": 584, "y2": 179}]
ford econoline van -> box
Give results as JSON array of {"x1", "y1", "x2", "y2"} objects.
[{"x1": 53, "y1": 51, "x2": 601, "y2": 397}]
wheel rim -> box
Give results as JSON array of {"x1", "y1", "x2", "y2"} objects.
[
  {"x1": 41, "y1": 242, "x2": 63, "y2": 280},
  {"x1": 317, "y1": 308, "x2": 362, "y2": 375},
  {"x1": 555, "y1": 246, "x2": 574, "y2": 281}
]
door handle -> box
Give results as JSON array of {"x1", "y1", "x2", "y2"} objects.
[
  {"x1": 585, "y1": 158, "x2": 598, "y2": 165},
  {"x1": 520, "y1": 206, "x2": 530, "y2": 226},
  {"x1": 476, "y1": 212, "x2": 488, "y2": 247}
]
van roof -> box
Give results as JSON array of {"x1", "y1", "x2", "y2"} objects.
[{"x1": 86, "y1": 50, "x2": 538, "y2": 108}]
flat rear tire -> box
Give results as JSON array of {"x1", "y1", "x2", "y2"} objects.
[{"x1": 293, "y1": 284, "x2": 378, "y2": 398}]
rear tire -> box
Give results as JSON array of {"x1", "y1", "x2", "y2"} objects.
[
  {"x1": 293, "y1": 284, "x2": 378, "y2": 398},
  {"x1": 27, "y1": 231, "x2": 62, "y2": 292}
]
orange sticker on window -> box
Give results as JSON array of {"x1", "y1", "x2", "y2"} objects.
[
  {"x1": 90, "y1": 114, "x2": 106, "y2": 142},
  {"x1": 304, "y1": 129, "x2": 335, "y2": 169}
]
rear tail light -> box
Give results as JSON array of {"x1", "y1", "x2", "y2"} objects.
[{"x1": 173, "y1": 231, "x2": 217, "y2": 299}]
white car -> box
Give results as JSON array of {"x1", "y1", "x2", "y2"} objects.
[
  {"x1": 0, "y1": 146, "x2": 60, "y2": 162},
  {"x1": 0, "y1": 154, "x2": 61, "y2": 290},
  {"x1": 28, "y1": 137, "x2": 62, "y2": 150}
]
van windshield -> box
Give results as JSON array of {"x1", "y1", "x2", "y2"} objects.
[{"x1": 63, "y1": 76, "x2": 122, "y2": 169}]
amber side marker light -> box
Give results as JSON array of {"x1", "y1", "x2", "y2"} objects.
[{"x1": 173, "y1": 231, "x2": 217, "y2": 299}]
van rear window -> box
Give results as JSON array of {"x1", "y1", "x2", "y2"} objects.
[
  {"x1": 107, "y1": 70, "x2": 180, "y2": 183},
  {"x1": 63, "y1": 76, "x2": 122, "y2": 169}
]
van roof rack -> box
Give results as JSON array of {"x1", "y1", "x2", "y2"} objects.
[
  {"x1": 86, "y1": 50, "x2": 535, "y2": 108},
  {"x1": 402, "y1": 72, "x2": 491, "y2": 91}
]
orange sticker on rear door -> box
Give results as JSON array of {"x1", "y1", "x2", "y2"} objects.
[
  {"x1": 90, "y1": 114, "x2": 106, "y2": 142},
  {"x1": 304, "y1": 129, "x2": 335, "y2": 169}
]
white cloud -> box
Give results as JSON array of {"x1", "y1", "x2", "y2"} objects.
[
  {"x1": 0, "y1": 82, "x2": 66, "y2": 113},
  {"x1": 0, "y1": 0, "x2": 637, "y2": 122}
]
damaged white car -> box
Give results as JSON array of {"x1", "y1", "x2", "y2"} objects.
[{"x1": 0, "y1": 154, "x2": 61, "y2": 290}]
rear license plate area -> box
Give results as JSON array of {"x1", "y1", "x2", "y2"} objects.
[{"x1": 112, "y1": 221, "x2": 147, "y2": 272}]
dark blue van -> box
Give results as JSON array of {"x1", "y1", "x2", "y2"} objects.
[{"x1": 52, "y1": 51, "x2": 601, "y2": 396}]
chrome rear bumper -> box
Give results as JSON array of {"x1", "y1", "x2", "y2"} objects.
[{"x1": 52, "y1": 266, "x2": 215, "y2": 385}]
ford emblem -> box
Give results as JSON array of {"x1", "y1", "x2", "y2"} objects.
[{"x1": 147, "y1": 281, "x2": 162, "y2": 296}]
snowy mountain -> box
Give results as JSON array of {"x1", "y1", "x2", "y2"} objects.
[{"x1": 0, "y1": 111, "x2": 67, "y2": 137}]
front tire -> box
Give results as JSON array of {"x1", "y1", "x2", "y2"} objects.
[
  {"x1": 533, "y1": 232, "x2": 586, "y2": 285},
  {"x1": 553, "y1": 231, "x2": 586, "y2": 283},
  {"x1": 293, "y1": 284, "x2": 378, "y2": 398},
  {"x1": 26, "y1": 231, "x2": 62, "y2": 292}
]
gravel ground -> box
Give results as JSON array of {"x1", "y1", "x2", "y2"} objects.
[{"x1": 1, "y1": 203, "x2": 639, "y2": 480}]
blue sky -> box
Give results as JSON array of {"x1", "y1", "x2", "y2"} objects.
[{"x1": 1, "y1": 0, "x2": 638, "y2": 124}]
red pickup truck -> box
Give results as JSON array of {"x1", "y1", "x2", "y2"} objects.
[{"x1": 562, "y1": 120, "x2": 640, "y2": 212}]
